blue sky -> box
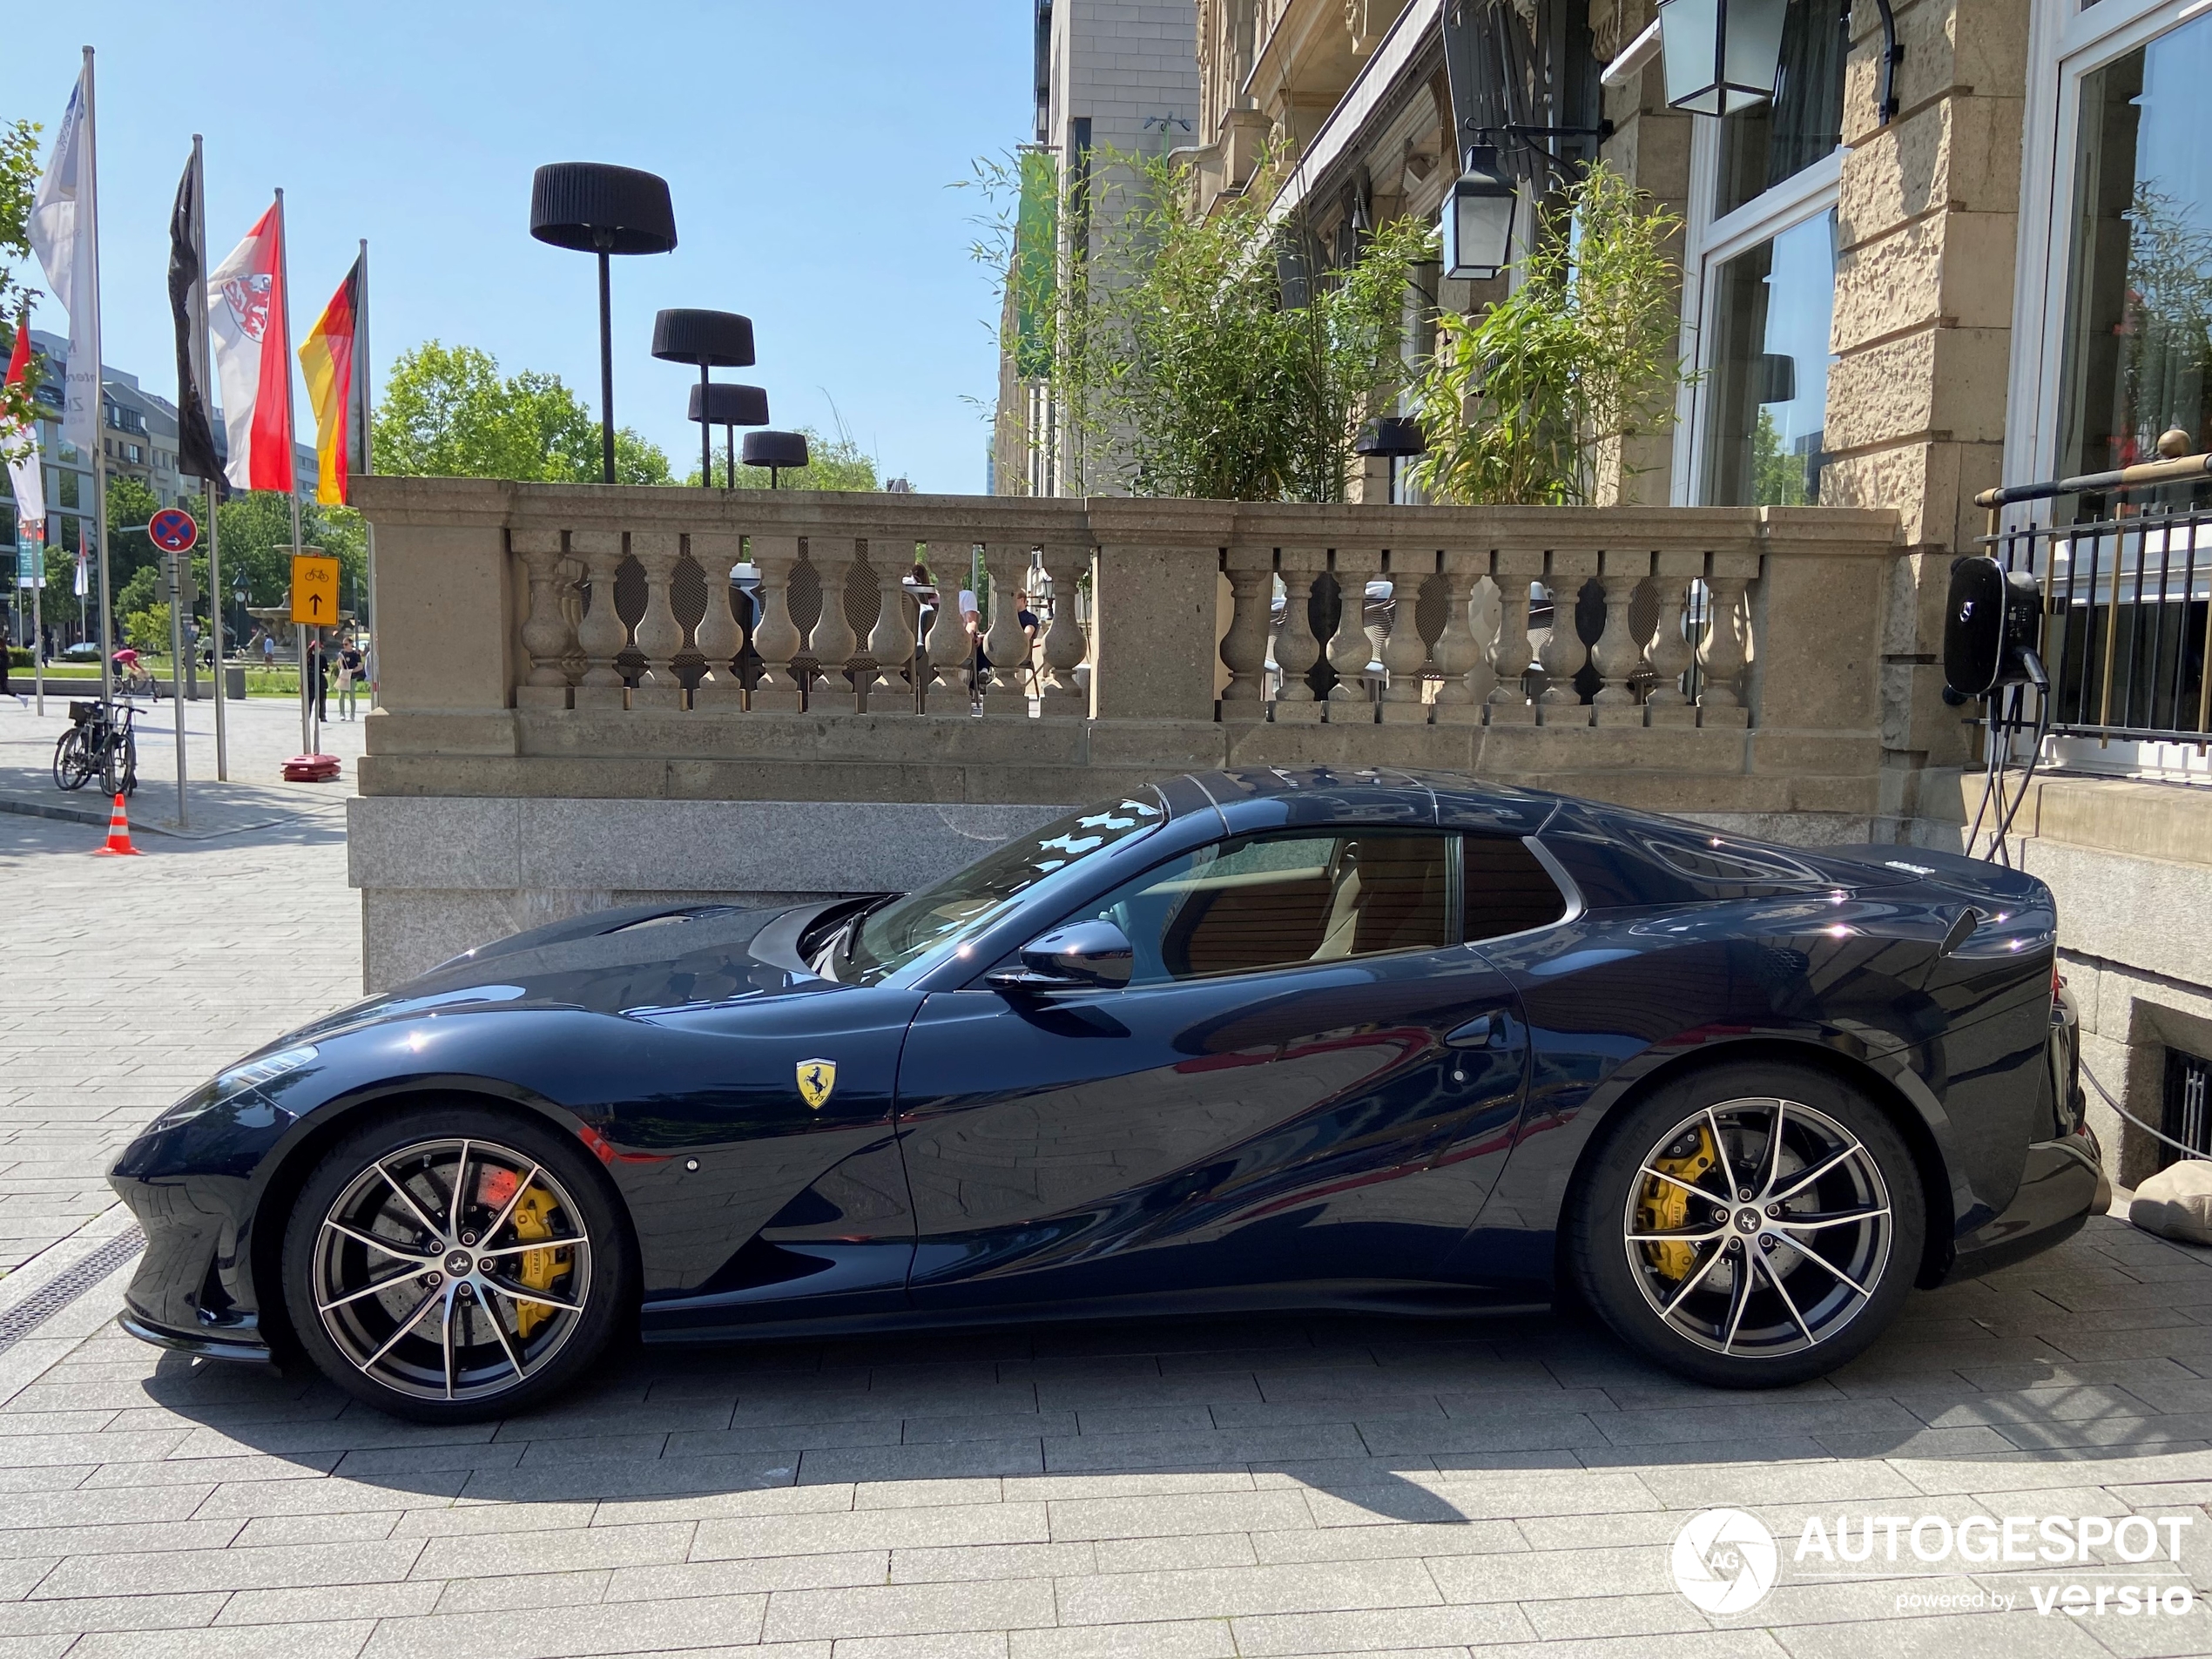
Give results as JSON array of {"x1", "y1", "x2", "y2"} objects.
[{"x1": 11, "y1": 3, "x2": 1032, "y2": 492}]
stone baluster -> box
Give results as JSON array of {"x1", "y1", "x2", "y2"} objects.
[
  {"x1": 570, "y1": 529, "x2": 630, "y2": 711},
  {"x1": 977, "y1": 543, "x2": 1034, "y2": 715},
  {"x1": 1324, "y1": 548, "x2": 1379, "y2": 719},
  {"x1": 1486, "y1": 550, "x2": 1542, "y2": 723},
  {"x1": 805, "y1": 537, "x2": 860, "y2": 712},
  {"x1": 1590, "y1": 549, "x2": 1655, "y2": 724},
  {"x1": 1538, "y1": 550, "x2": 1597, "y2": 721},
  {"x1": 867, "y1": 543, "x2": 918, "y2": 711},
  {"x1": 922, "y1": 548, "x2": 974, "y2": 710},
  {"x1": 1429, "y1": 550, "x2": 1487, "y2": 725},
  {"x1": 1643, "y1": 550, "x2": 1702, "y2": 725},
  {"x1": 1271, "y1": 548, "x2": 1325, "y2": 723},
  {"x1": 628, "y1": 531, "x2": 685, "y2": 710},
  {"x1": 1379, "y1": 550, "x2": 1436, "y2": 725},
  {"x1": 1219, "y1": 545, "x2": 1274, "y2": 723},
  {"x1": 1036, "y1": 543, "x2": 1090, "y2": 718},
  {"x1": 1697, "y1": 558, "x2": 1756, "y2": 726},
  {"x1": 747, "y1": 534, "x2": 806, "y2": 712},
  {"x1": 691, "y1": 532, "x2": 745, "y2": 710},
  {"x1": 515, "y1": 529, "x2": 577, "y2": 710}
]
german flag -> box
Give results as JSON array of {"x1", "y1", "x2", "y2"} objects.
[{"x1": 297, "y1": 255, "x2": 363, "y2": 505}]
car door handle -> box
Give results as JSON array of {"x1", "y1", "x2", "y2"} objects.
[{"x1": 1444, "y1": 1013, "x2": 1507, "y2": 1049}]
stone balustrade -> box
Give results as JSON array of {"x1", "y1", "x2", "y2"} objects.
[{"x1": 348, "y1": 478, "x2": 1905, "y2": 986}]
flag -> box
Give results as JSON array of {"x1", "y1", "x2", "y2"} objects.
[
  {"x1": 27, "y1": 65, "x2": 99, "y2": 454},
  {"x1": 298, "y1": 255, "x2": 362, "y2": 505},
  {"x1": 73, "y1": 545, "x2": 87, "y2": 597},
  {"x1": 167, "y1": 149, "x2": 221, "y2": 484},
  {"x1": 207, "y1": 200, "x2": 293, "y2": 493},
  {"x1": 3, "y1": 319, "x2": 43, "y2": 533}
]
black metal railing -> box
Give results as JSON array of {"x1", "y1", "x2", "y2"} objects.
[{"x1": 1979, "y1": 455, "x2": 2212, "y2": 749}]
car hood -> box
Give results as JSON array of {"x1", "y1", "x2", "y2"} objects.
[{"x1": 284, "y1": 899, "x2": 865, "y2": 1042}]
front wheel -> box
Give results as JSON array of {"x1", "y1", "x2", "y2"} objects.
[
  {"x1": 53, "y1": 729, "x2": 91, "y2": 791},
  {"x1": 1568, "y1": 1060, "x2": 1926, "y2": 1388},
  {"x1": 102, "y1": 732, "x2": 138, "y2": 798},
  {"x1": 281, "y1": 1104, "x2": 632, "y2": 1420}
]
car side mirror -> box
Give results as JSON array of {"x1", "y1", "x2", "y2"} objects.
[{"x1": 987, "y1": 919, "x2": 1134, "y2": 992}]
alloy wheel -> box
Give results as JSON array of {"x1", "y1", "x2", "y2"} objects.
[
  {"x1": 307, "y1": 1136, "x2": 594, "y2": 1403},
  {"x1": 1621, "y1": 1096, "x2": 1893, "y2": 1359}
]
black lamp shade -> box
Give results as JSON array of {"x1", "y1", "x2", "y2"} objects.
[
  {"x1": 742, "y1": 430, "x2": 810, "y2": 470},
  {"x1": 690, "y1": 383, "x2": 770, "y2": 426},
  {"x1": 653, "y1": 309, "x2": 755, "y2": 368},
  {"x1": 529, "y1": 163, "x2": 678, "y2": 254},
  {"x1": 1355, "y1": 415, "x2": 1427, "y2": 458},
  {"x1": 1443, "y1": 148, "x2": 1516, "y2": 280},
  {"x1": 1658, "y1": 0, "x2": 1788, "y2": 117}
]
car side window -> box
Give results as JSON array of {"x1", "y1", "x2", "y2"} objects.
[
  {"x1": 1076, "y1": 831, "x2": 1456, "y2": 986},
  {"x1": 1464, "y1": 834, "x2": 1569, "y2": 942}
]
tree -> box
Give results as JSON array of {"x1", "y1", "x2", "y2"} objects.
[
  {"x1": 682, "y1": 424, "x2": 881, "y2": 491},
  {"x1": 374, "y1": 340, "x2": 671, "y2": 484},
  {"x1": 1409, "y1": 163, "x2": 1689, "y2": 506},
  {"x1": 1, "y1": 118, "x2": 43, "y2": 443}
]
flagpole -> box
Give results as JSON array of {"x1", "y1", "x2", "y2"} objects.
[
  {"x1": 192, "y1": 135, "x2": 229, "y2": 782},
  {"x1": 358, "y1": 236, "x2": 376, "y2": 713},
  {"x1": 273, "y1": 189, "x2": 311, "y2": 759},
  {"x1": 30, "y1": 537, "x2": 42, "y2": 716},
  {"x1": 80, "y1": 47, "x2": 113, "y2": 713}
]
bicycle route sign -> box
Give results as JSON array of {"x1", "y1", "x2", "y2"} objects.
[
  {"x1": 289, "y1": 553, "x2": 341, "y2": 625},
  {"x1": 147, "y1": 507, "x2": 198, "y2": 553}
]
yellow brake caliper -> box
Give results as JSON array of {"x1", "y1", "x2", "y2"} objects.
[
  {"x1": 1636, "y1": 1126, "x2": 1716, "y2": 1282},
  {"x1": 507, "y1": 1184, "x2": 574, "y2": 1339}
]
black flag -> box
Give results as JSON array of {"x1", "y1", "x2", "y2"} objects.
[{"x1": 168, "y1": 148, "x2": 222, "y2": 486}]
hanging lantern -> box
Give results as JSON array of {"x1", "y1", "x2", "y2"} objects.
[
  {"x1": 1442, "y1": 146, "x2": 1516, "y2": 281},
  {"x1": 1657, "y1": 0, "x2": 1789, "y2": 117}
]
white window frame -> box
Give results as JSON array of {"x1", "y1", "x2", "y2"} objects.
[
  {"x1": 2005, "y1": 0, "x2": 2212, "y2": 497},
  {"x1": 1670, "y1": 116, "x2": 1846, "y2": 504}
]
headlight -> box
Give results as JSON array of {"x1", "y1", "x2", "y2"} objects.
[{"x1": 152, "y1": 1044, "x2": 320, "y2": 1131}]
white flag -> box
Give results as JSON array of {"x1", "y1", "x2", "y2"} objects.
[
  {"x1": 28, "y1": 68, "x2": 99, "y2": 455},
  {"x1": 73, "y1": 546, "x2": 87, "y2": 597}
]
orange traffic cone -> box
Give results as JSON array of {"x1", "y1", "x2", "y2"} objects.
[{"x1": 91, "y1": 792, "x2": 142, "y2": 857}]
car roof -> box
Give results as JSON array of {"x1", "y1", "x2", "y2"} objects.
[{"x1": 1163, "y1": 768, "x2": 1561, "y2": 837}]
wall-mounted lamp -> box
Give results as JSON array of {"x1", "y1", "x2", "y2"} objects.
[
  {"x1": 1442, "y1": 145, "x2": 1517, "y2": 280},
  {"x1": 1658, "y1": 0, "x2": 1900, "y2": 127}
]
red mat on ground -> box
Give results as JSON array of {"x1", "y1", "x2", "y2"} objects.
[{"x1": 282, "y1": 753, "x2": 343, "y2": 782}]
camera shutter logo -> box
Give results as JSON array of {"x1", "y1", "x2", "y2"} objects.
[{"x1": 1671, "y1": 1508, "x2": 1778, "y2": 1613}]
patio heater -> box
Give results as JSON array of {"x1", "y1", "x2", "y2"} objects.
[
  {"x1": 652, "y1": 309, "x2": 756, "y2": 487},
  {"x1": 689, "y1": 381, "x2": 770, "y2": 489},
  {"x1": 529, "y1": 163, "x2": 678, "y2": 482},
  {"x1": 743, "y1": 430, "x2": 810, "y2": 489}
]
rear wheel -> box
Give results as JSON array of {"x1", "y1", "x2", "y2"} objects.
[
  {"x1": 102, "y1": 732, "x2": 138, "y2": 798},
  {"x1": 281, "y1": 1104, "x2": 631, "y2": 1420},
  {"x1": 1569, "y1": 1060, "x2": 1925, "y2": 1387}
]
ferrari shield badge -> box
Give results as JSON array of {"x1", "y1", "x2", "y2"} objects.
[{"x1": 797, "y1": 1059, "x2": 837, "y2": 1110}]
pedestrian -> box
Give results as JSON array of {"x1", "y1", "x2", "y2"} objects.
[
  {"x1": 337, "y1": 632, "x2": 364, "y2": 720},
  {"x1": 305, "y1": 631, "x2": 328, "y2": 723},
  {"x1": 0, "y1": 639, "x2": 19, "y2": 705}
]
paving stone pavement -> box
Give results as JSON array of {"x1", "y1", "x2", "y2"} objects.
[{"x1": 3, "y1": 739, "x2": 2212, "y2": 1657}]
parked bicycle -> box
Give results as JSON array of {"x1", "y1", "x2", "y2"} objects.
[{"x1": 52, "y1": 698, "x2": 139, "y2": 798}]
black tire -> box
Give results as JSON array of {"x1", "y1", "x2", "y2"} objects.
[
  {"x1": 1568, "y1": 1059, "x2": 1925, "y2": 1388},
  {"x1": 103, "y1": 732, "x2": 137, "y2": 798},
  {"x1": 280, "y1": 1103, "x2": 632, "y2": 1421},
  {"x1": 52, "y1": 729, "x2": 91, "y2": 792}
]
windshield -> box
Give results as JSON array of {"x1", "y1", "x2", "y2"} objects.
[{"x1": 836, "y1": 792, "x2": 1167, "y2": 983}]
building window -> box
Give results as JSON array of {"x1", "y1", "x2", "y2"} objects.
[
  {"x1": 1714, "y1": 0, "x2": 1850, "y2": 218},
  {"x1": 1700, "y1": 211, "x2": 1838, "y2": 504},
  {"x1": 56, "y1": 469, "x2": 79, "y2": 510},
  {"x1": 2055, "y1": 11, "x2": 2212, "y2": 475}
]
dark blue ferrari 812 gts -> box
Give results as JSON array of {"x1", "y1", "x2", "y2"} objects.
[{"x1": 110, "y1": 769, "x2": 2105, "y2": 1420}]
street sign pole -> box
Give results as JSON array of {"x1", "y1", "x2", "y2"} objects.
[{"x1": 165, "y1": 550, "x2": 187, "y2": 827}]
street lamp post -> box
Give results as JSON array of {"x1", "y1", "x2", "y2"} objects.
[
  {"x1": 651, "y1": 309, "x2": 756, "y2": 488},
  {"x1": 529, "y1": 164, "x2": 678, "y2": 483}
]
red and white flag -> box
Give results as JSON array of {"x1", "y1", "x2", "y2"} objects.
[
  {"x1": 3, "y1": 319, "x2": 44, "y2": 532},
  {"x1": 207, "y1": 199, "x2": 293, "y2": 492}
]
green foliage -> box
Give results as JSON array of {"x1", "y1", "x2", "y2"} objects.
[
  {"x1": 1409, "y1": 163, "x2": 1689, "y2": 505},
  {"x1": 105, "y1": 475, "x2": 161, "y2": 589},
  {"x1": 209, "y1": 489, "x2": 366, "y2": 616},
  {"x1": 374, "y1": 340, "x2": 671, "y2": 484},
  {"x1": 124, "y1": 604, "x2": 171, "y2": 656},
  {"x1": 682, "y1": 424, "x2": 882, "y2": 492},
  {"x1": 966, "y1": 145, "x2": 1436, "y2": 501},
  {"x1": 0, "y1": 119, "x2": 38, "y2": 441},
  {"x1": 1750, "y1": 408, "x2": 1810, "y2": 505}
]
